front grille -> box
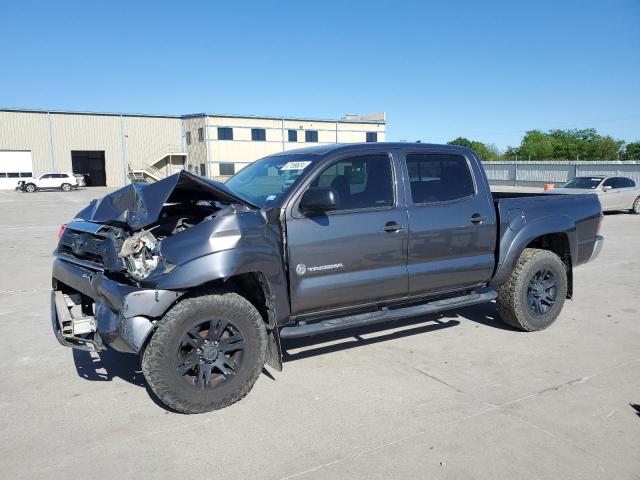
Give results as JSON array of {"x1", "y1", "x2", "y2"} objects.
[{"x1": 58, "y1": 225, "x2": 124, "y2": 271}]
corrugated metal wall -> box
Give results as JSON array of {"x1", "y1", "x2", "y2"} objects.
[
  {"x1": 484, "y1": 161, "x2": 640, "y2": 186},
  {"x1": 0, "y1": 110, "x2": 182, "y2": 186}
]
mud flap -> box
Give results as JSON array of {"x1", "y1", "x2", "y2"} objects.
[{"x1": 265, "y1": 328, "x2": 283, "y2": 372}]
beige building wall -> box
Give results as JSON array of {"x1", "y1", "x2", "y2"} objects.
[
  {"x1": 0, "y1": 110, "x2": 52, "y2": 175},
  {"x1": 1, "y1": 109, "x2": 386, "y2": 184},
  {"x1": 0, "y1": 109, "x2": 183, "y2": 186},
  {"x1": 197, "y1": 114, "x2": 386, "y2": 176}
]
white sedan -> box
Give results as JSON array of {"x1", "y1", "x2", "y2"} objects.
[
  {"x1": 17, "y1": 172, "x2": 80, "y2": 193},
  {"x1": 552, "y1": 176, "x2": 640, "y2": 213}
]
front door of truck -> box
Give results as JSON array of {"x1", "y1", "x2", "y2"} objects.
[
  {"x1": 401, "y1": 151, "x2": 496, "y2": 295},
  {"x1": 286, "y1": 151, "x2": 409, "y2": 316}
]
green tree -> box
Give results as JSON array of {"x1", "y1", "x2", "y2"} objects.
[
  {"x1": 447, "y1": 137, "x2": 501, "y2": 161},
  {"x1": 624, "y1": 142, "x2": 640, "y2": 160},
  {"x1": 516, "y1": 128, "x2": 623, "y2": 160}
]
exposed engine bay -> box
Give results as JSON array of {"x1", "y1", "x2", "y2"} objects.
[{"x1": 58, "y1": 171, "x2": 256, "y2": 284}]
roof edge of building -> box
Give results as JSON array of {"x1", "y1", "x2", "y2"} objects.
[{"x1": 1, "y1": 108, "x2": 386, "y2": 125}]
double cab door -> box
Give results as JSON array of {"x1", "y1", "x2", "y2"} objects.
[
  {"x1": 285, "y1": 151, "x2": 409, "y2": 315},
  {"x1": 285, "y1": 148, "x2": 497, "y2": 317}
]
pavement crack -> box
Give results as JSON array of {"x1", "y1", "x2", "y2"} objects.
[
  {"x1": 280, "y1": 357, "x2": 640, "y2": 479},
  {"x1": 412, "y1": 367, "x2": 463, "y2": 393}
]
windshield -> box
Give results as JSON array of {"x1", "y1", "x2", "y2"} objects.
[
  {"x1": 225, "y1": 154, "x2": 317, "y2": 207},
  {"x1": 562, "y1": 177, "x2": 603, "y2": 189}
]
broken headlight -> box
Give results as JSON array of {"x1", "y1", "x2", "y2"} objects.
[{"x1": 119, "y1": 230, "x2": 161, "y2": 281}]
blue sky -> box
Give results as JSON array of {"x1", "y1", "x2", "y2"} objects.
[{"x1": 1, "y1": 0, "x2": 638, "y2": 149}]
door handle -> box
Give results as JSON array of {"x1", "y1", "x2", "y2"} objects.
[
  {"x1": 382, "y1": 221, "x2": 404, "y2": 232},
  {"x1": 470, "y1": 213, "x2": 486, "y2": 224}
]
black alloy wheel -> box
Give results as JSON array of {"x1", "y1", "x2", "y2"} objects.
[
  {"x1": 526, "y1": 268, "x2": 557, "y2": 316},
  {"x1": 175, "y1": 318, "x2": 246, "y2": 390}
]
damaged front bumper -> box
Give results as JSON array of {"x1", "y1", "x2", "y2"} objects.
[{"x1": 51, "y1": 257, "x2": 183, "y2": 353}]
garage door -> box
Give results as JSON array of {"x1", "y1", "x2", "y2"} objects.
[
  {"x1": 0, "y1": 151, "x2": 33, "y2": 190},
  {"x1": 71, "y1": 151, "x2": 106, "y2": 186}
]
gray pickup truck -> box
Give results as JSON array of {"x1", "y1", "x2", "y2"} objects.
[{"x1": 51, "y1": 143, "x2": 603, "y2": 413}]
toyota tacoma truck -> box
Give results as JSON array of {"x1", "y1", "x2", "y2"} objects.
[{"x1": 50, "y1": 143, "x2": 604, "y2": 413}]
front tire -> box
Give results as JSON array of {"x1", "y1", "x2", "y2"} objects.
[
  {"x1": 142, "y1": 290, "x2": 267, "y2": 413},
  {"x1": 61, "y1": 183, "x2": 72, "y2": 192},
  {"x1": 496, "y1": 248, "x2": 567, "y2": 331}
]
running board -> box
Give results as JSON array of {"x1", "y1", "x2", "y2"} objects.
[{"x1": 280, "y1": 288, "x2": 497, "y2": 339}]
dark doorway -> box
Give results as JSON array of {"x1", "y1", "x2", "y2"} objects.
[{"x1": 71, "y1": 151, "x2": 106, "y2": 186}]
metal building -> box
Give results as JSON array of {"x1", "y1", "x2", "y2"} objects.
[{"x1": 0, "y1": 108, "x2": 386, "y2": 188}]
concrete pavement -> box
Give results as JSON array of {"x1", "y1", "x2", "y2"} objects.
[{"x1": 0, "y1": 187, "x2": 639, "y2": 479}]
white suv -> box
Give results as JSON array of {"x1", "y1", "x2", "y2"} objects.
[{"x1": 17, "y1": 172, "x2": 80, "y2": 193}]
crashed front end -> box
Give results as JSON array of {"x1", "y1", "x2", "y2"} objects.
[{"x1": 50, "y1": 170, "x2": 260, "y2": 353}]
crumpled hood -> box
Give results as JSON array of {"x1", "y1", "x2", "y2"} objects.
[{"x1": 75, "y1": 170, "x2": 257, "y2": 230}]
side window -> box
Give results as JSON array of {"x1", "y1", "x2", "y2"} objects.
[
  {"x1": 41, "y1": 174, "x2": 52, "y2": 179},
  {"x1": 405, "y1": 153, "x2": 475, "y2": 204},
  {"x1": 602, "y1": 178, "x2": 615, "y2": 188},
  {"x1": 309, "y1": 154, "x2": 393, "y2": 211},
  {"x1": 620, "y1": 178, "x2": 634, "y2": 188}
]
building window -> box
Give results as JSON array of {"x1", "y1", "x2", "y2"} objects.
[
  {"x1": 288, "y1": 130, "x2": 298, "y2": 142},
  {"x1": 366, "y1": 132, "x2": 378, "y2": 143},
  {"x1": 219, "y1": 163, "x2": 236, "y2": 176},
  {"x1": 199, "y1": 163, "x2": 207, "y2": 176},
  {"x1": 185, "y1": 131, "x2": 192, "y2": 145},
  {"x1": 217, "y1": 127, "x2": 233, "y2": 140},
  {"x1": 305, "y1": 130, "x2": 318, "y2": 143},
  {"x1": 198, "y1": 127, "x2": 204, "y2": 142},
  {"x1": 251, "y1": 128, "x2": 266, "y2": 141}
]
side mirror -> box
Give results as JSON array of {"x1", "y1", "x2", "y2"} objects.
[
  {"x1": 299, "y1": 187, "x2": 340, "y2": 213},
  {"x1": 602, "y1": 185, "x2": 612, "y2": 191}
]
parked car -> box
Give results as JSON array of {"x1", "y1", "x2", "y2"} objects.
[
  {"x1": 73, "y1": 173, "x2": 87, "y2": 187},
  {"x1": 17, "y1": 172, "x2": 79, "y2": 192},
  {"x1": 552, "y1": 176, "x2": 640, "y2": 213},
  {"x1": 50, "y1": 143, "x2": 603, "y2": 413}
]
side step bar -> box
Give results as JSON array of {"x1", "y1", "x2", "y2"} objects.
[{"x1": 280, "y1": 288, "x2": 497, "y2": 339}]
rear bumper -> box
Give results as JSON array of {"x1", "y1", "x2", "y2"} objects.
[{"x1": 51, "y1": 257, "x2": 183, "y2": 353}]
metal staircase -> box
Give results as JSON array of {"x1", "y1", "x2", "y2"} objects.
[{"x1": 127, "y1": 144, "x2": 187, "y2": 182}]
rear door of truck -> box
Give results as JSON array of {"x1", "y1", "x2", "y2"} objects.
[{"x1": 400, "y1": 149, "x2": 497, "y2": 295}]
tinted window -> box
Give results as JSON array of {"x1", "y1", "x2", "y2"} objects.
[
  {"x1": 219, "y1": 163, "x2": 235, "y2": 176},
  {"x1": 288, "y1": 129, "x2": 297, "y2": 142},
  {"x1": 7, "y1": 172, "x2": 19, "y2": 178},
  {"x1": 40, "y1": 174, "x2": 52, "y2": 179},
  {"x1": 305, "y1": 130, "x2": 318, "y2": 143},
  {"x1": 604, "y1": 177, "x2": 626, "y2": 188},
  {"x1": 251, "y1": 128, "x2": 266, "y2": 141},
  {"x1": 366, "y1": 132, "x2": 377, "y2": 143},
  {"x1": 198, "y1": 127, "x2": 204, "y2": 142},
  {"x1": 406, "y1": 154, "x2": 475, "y2": 204},
  {"x1": 619, "y1": 177, "x2": 635, "y2": 188},
  {"x1": 311, "y1": 154, "x2": 394, "y2": 211},
  {"x1": 185, "y1": 131, "x2": 191, "y2": 145},
  {"x1": 217, "y1": 127, "x2": 233, "y2": 140},
  {"x1": 562, "y1": 177, "x2": 603, "y2": 189}
]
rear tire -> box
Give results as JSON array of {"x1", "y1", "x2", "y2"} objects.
[
  {"x1": 496, "y1": 248, "x2": 567, "y2": 331},
  {"x1": 25, "y1": 183, "x2": 36, "y2": 193},
  {"x1": 61, "y1": 183, "x2": 72, "y2": 192},
  {"x1": 142, "y1": 289, "x2": 267, "y2": 413},
  {"x1": 631, "y1": 196, "x2": 640, "y2": 214}
]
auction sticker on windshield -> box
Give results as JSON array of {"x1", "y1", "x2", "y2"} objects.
[{"x1": 281, "y1": 161, "x2": 312, "y2": 170}]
